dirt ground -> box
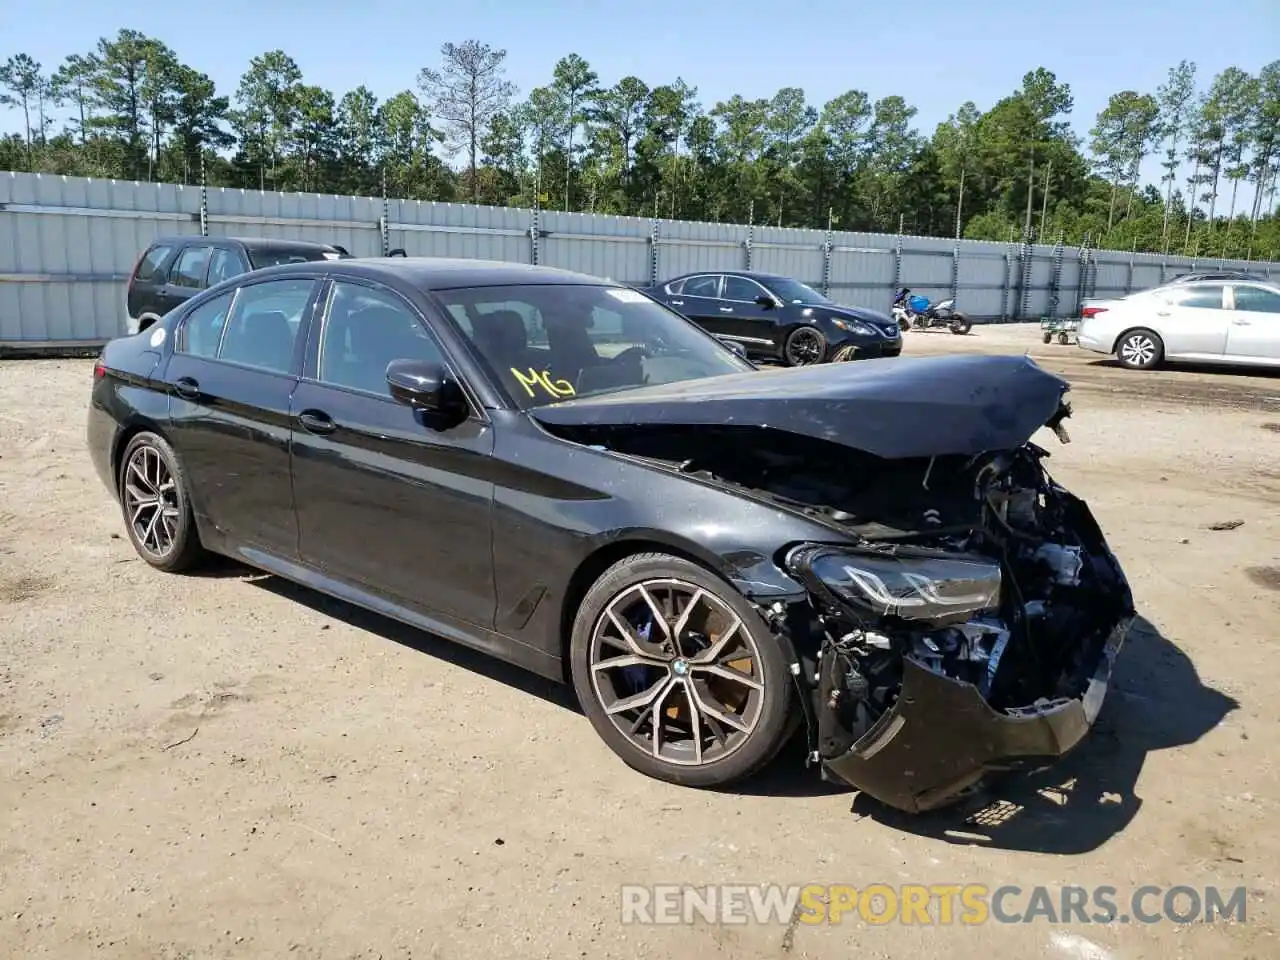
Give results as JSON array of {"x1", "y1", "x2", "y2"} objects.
[{"x1": 1, "y1": 325, "x2": 1278, "y2": 960}]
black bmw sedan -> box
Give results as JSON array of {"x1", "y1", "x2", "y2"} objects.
[
  {"x1": 88, "y1": 257, "x2": 1134, "y2": 812},
  {"x1": 639, "y1": 271, "x2": 902, "y2": 366}
]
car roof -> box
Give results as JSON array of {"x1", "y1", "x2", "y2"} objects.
[
  {"x1": 148, "y1": 234, "x2": 341, "y2": 252},
  {"x1": 240, "y1": 257, "x2": 615, "y2": 290},
  {"x1": 673, "y1": 270, "x2": 793, "y2": 281}
]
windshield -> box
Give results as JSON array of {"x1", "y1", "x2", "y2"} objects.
[
  {"x1": 764, "y1": 277, "x2": 830, "y2": 304},
  {"x1": 434, "y1": 283, "x2": 754, "y2": 408}
]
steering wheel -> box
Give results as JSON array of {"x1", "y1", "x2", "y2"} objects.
[{"x1": 611, "y1": 345, "x2": 651, "y2": 366}]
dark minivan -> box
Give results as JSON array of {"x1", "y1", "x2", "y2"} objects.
[{"x1": 125, "y1": 235, "x2": 351, "y2": 334}]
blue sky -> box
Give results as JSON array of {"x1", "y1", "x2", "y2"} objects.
[{"x1": 4, "y1": 0, "x2": 1278, "y2": 194}]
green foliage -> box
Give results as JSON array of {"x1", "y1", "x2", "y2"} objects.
[{"x1": 1, "y1": 30, "x2": 1278, "y2": 260}]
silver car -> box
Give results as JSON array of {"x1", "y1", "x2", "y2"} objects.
[{"x1": 1077, "y1": 279, "x2": 1280, "y2": 370}]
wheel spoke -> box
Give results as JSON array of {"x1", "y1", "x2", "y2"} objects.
[
  {"x1": 604, "y1": 675, "x2": 673, "y2": 717},
  {"x1": 592, "y1": 653, "x2": 662, "y2": 673},
  {"x1": 681, "y1": 679, "x2": 704, "y2": 765},
  {"x1": 690, "y1": 616, "x2": 743, "y2": 664},
  {"x1": 650, "y1": 679, "x2": 680, "y2": 758},
  {"x1": 687, "y1": 680, "x2": 750, "y2": 733},
  {"x1": 692, "y1": 661, "x2": 763, "y2": 691},
  {"x1": 128, "y1": 460, "x2": 156, "y2": 495},
  {"x1": 669, "y1": 588, "x2": 705, "y2": 657},
  {"x1": 635, "y1": 584, "x2": 672, "y2": 642}
]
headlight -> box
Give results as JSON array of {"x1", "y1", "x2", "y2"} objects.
[
  {"x1": 830, "y1": 317, "x2": 874, "y2": 336},
  {"x1": 787, "y1": 545, "x2": 1002, "y2": 623}
]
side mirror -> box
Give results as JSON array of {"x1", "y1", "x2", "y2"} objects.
[
  {"x1": 386, "y1": 359, "x2": 467, "y2": 421},
  {"x1": 755, "y1": 294, "x2": 777, "y2": 309}
]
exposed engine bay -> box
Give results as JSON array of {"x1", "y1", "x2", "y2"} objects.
[{"x1": 549, "y1": 416, "x2": 1135, "y2": 812}]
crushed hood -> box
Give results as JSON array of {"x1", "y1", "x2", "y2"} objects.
[{"x1": 531, "y1": 354, "x2": 1071, "y2": 460}]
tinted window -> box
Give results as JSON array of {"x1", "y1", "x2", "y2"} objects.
[
  {"x1": 207, "y1": 247, "x2": 249, "y2": 286},
  {"x1": 1234, "y1": 286, "x2": 1280, "y2": 314},
  {"x1": 1174, "y1": 285, "x2": 1225, "y2": 309},
  {"x1": 682, "y1": 275, "x2": 720, "y2": 298},
  {"x1": 318, "y1": 282, "x2": 446, "y2": 396},
  {"x1": 133, "y1": 244, "x2": 173, "y2": 283},
  {"x1": 218, "y1": 278, "x2": 316, "y2": 373},
  {"x1": 438, "y1": 283, "x2": 752, "y2": 409},
  {"x1": 723, "y1": 276, "x2": 766, "y2": 301},
  {"x1": 180, "y1": 291, "x2": 235, "y2": 358},
  {"x1": 172, "y1": 245, "x2": 212, "y2": 289}
]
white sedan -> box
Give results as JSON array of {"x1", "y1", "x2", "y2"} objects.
[{"x1": 1077, "y1": 279, "x2": 1280, "y2": 370}]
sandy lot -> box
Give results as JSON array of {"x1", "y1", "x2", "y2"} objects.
[{"x1": 1, "y1": 325, "x2": 1278, "y2": 960}]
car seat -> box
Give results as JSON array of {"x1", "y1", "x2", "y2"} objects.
[{"x1": 221, "y1": 309, "x2": 294, "y2": 371}]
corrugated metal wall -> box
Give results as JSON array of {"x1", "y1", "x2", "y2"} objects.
[{"x1": 3, "y1": 170, "x2": 1278, "y2": 345}]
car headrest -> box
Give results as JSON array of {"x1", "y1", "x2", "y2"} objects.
[{"x1": 473, "y1": 309, "x2": 528, "y2": 352}]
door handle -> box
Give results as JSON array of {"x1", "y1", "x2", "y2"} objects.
[
  {"x1": 1231, "y1": 319, "x2": 1251, "y2": 326},
  {"x1": 1156, "y1": 310, "x2": 1171, "y2": 317},
  {"x1": 719, "y1": 306, "x2": 734, "y2": 313},
  {"x1": 669, "y1": 299, "x2": 684, "y2": 306},
  {"x1": 298, "y1": 409, "x2": 337, "y2": 435},
  {"x1": 173, "y1": 376, "x2": 200, "y2": 400}
]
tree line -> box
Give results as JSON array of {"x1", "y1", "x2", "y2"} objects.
[{"x1": 2, "y1": 31, "x2": 1278, "y2": 260}]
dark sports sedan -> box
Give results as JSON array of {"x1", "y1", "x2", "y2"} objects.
[
  {"x1": 88, "y1": 257, "x2": 1134, "y2": 812},
  {"x1": 639, "y1": 271, "x2": 902, "y2": 366}
]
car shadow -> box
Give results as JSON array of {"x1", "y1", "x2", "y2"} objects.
[
  {"x1": 848, "y1": 614, "x2": 1238, "y2": 854},
  {"x1": 187, "y1": 559, "x2": 862, "y2": 797},
  {"x1": 1083, "y1": 357, "x2": 1280, "y2": 380},
  {"x1": 234, "y1": 568, "x2": 578, "y2": 713}
]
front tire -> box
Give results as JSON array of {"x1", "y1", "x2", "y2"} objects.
[
  {"x1": 782, "y1": 326, "x2": 827, "y2": 366},
  {"x1": 1115, "y1": 328, "x2": 1164, "y2": 370},
  {"x1": 569, "y1": 553, "x2": 795, "y2": 788},
  {"x1": 117, "y1": 431, "x2": 206, "y2": 573}
]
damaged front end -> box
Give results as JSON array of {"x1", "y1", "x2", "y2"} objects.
[{"x1": 783, "y1": 445, "x2": 1134, "y2": 813}]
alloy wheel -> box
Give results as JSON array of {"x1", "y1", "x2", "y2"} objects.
[
  {"x1": 785, "y1": 328, "x2": 825, "y2": 365},
  {"x1": 1120, "y1": 333, "x2": 1158, "y2": 368},
  {"x1": 588, "y1": 578, "x2": 765, "y2": 767},
  {"x1": 122, "y1": 445, "x2": 181, "y2": 558}
]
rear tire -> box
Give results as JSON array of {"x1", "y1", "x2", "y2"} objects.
[
  {"x1": 949, "y1": 313, "x2": 972, "y2": 335},
  {"x1": 117, "y1": 431, "x2": 206, "y2": 573},
  {"x1": 1115, "y1": 328, "x2": 1164, "y2": 370},
  {"x1": 569, "y1": 552, "x2": 796, "y2": 788}
]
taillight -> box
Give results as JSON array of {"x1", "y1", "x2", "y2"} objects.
[
  {"x1": 93, "y1": 358, "x2": 107, "y2": 379},
  {"x1": 1081, "y1": 306, "x2": 1108, "y2": 319}
]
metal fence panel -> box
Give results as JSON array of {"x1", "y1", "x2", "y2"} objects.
[
  {"x1": 389, "y1": 200, "x2": 530, "y2": 263},
  {"x1": 207, "y1": 188, "x2": 384, "y2": 256},
  {"x1": 3, "y1": 170, "x2": 1279, "y2": 346},
  {"x1": 655, "y1": 219, "x2": 747, "y2": 279},
  {"x1": 539, "y1": 211, "x2": 651, "y2": 284},
  {"x1": 750, "y1": 225, "x2": 827, "y2": 289},
  {"x1": 826, "y1": 232, "x2": 895, "y2": 311}
]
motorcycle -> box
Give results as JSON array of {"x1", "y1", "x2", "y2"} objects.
[{"x1": 891, "y1": 288, "x2": 973, "y2": 335}]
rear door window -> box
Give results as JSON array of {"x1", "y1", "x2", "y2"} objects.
[
  {"x1": 172, "y1": 245, "x2": 213, "y2": 289},
  {"x1": 218, "y1": 278, "x2": 318, "y2": 374},
  {"x1": 681, "y1": 275, "x2": 721, "y2": 298},
  {"x1": 1173, "y1": 285, "x2": 1226, "y2": 310}
]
